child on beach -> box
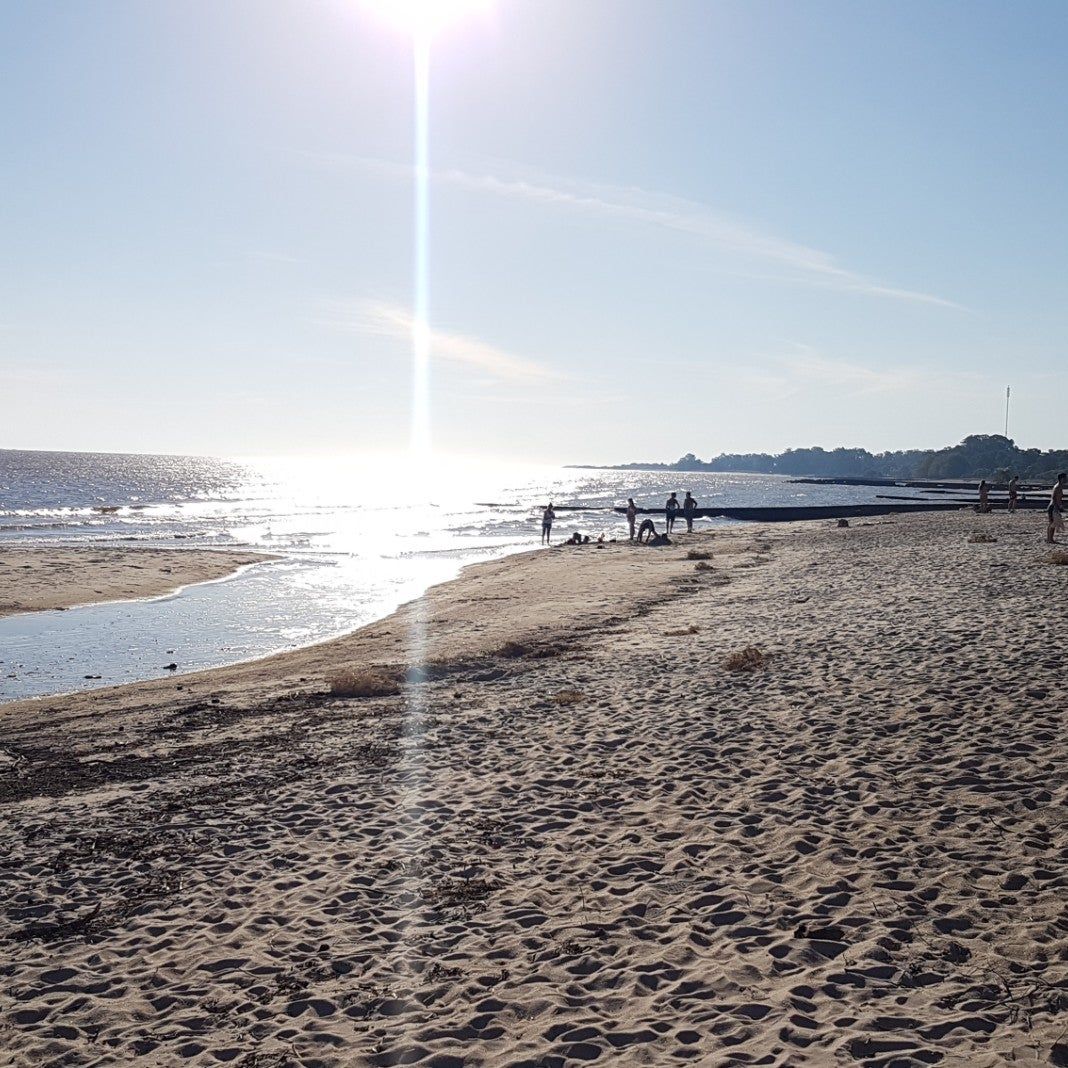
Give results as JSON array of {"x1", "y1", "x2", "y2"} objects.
[{"x1": 541, "y1": 503, "x2": 555, "y2": 545}]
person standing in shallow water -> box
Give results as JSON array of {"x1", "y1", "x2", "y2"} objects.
[
  {"x1": 626, "y1": 498, "x2": 638, "y2": 541},
  {"x1": 683, "y1": 491, "x2": 698, "y2": 533},
  {"x1": 665, "y1": 492, "x2": 680, "y2": 534},
  {"x1": 541, "y1": 503, "x2": 556, "y2": 545}
]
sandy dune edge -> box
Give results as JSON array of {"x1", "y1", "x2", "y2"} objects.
[
  {"x1": 0, "y1": 546, "x2": 270, "y2": 618},
  {"x1": 1, "y1": 513, "x2": 1066, "y2": 1067}
]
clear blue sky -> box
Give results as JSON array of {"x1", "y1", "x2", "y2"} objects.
[{"x1": 3, "y1": 0, "x2": 1067, "y2": 462}]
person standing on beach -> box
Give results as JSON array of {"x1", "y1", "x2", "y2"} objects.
[
  {"x1": 1046, "y1": 475, "x2": 1066, "y2": 544},
  {"x1": 979, "y1": 479, "x2": 990, "y2": 513},
  {"x1": 626, "y1": 498, "x2": 638, "y2": 540},
  {"x1": 683, "y1": 491, "x2": 698, "y2": 533},
  {"x1": 665, "y1": 492, "x2": 680, "y2": 534},
  {"x1": 541, "y1": 503, "x2": 556, "y2": 545},
  {"x1": 1008, "y1": 475, "x2": 1020, "y2": 512}
]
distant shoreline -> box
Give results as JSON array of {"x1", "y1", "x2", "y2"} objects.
[{"x1": 567, "y1": 433, "x2": 1068, "y2": 483}]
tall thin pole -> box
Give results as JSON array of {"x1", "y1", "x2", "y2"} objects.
[{"x1": 1004, "y1": 385, "x2": 1011, "y2": 439}]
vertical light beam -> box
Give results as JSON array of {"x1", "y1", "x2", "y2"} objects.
[
  {"x1": 400, "y1": 29, "x2": 432, "y2": 982},
  {"x1": 412, "y1": 30, "x2": 431, "y2": 460}
]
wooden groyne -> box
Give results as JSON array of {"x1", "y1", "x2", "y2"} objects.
[
  {"x1": 790, "y1": 476, "x2": 1050, "y2": 492},
  {"x1": 547, "y1": 496, "x2": 1049, "y2": 524},
  {"x1": 611, "y1": 502, "x2": 968, "y2": 523}
]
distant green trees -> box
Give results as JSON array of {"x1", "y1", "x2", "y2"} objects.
[{"x1": 660, "y1": 435, "x2": 1068, "y2": 482}]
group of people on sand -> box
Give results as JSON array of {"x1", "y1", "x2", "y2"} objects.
[
  {"x1": 978, "y1": 476, "x2": 1023, "y2": 514},
  {"x1": 626, "y1": 492, "x2": 699, "y2": 539},
  {"x1": 977, "y1": 473, "x2": 1067, "y2": 545},
  {"x1": 540, "y1": 491, "x2": 701, "y2": 547}
]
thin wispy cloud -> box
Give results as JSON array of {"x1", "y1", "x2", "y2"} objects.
[
  {"x1": 310, "y1": 153, "x2": 963, "y2": 310},
  {"x1": 246, "y1": 250, "x2": 306, "y2": 266},
  {"x1": 737, "y1": 345, "x2": 992, "y2": 402},
  {"x1": 323, "y1": 299, "x2": 563, "y2": 384}
]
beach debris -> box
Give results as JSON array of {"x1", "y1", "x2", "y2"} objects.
[
  {"x1": 694, "y1": 560, "x2": 714, "y2": 573},
  {"x1": 665, "y1": 624, "x2": 701, "y2": 636},
  {"x1": 328, "y1": 668, "x2": 401, "y2": 699},
  {"x1": 551, "y1": 689, "x2": 584, "y2": 706},
  {"x1": 724, "y1": 646, "x2": 768, "y2": 673},
  {"x1": 496, "y1": 640, "x2": 571, "y2": 660},
  {"x1": 1047, "y1": 550, "x2": 1068, "y2": 565},
  {"x1": 686, "y1": 548, "x2": 713, "y2": 561},
  {"x1": 836, "y1": 518, "x2": 850, "y2": 528},
  {"x1": 967, "y1": 532, "x2": 998, "y2": 543},
  {"x1": 424, "y1": 876, "x2": 499, "y2": 912},
  {"x1": 8, "y1": 903, "x2": 103, "y2": 944}
]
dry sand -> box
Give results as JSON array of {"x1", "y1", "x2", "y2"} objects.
[
  {"x1": 0, "y1": 546, "x2": 269, "y2": 618},
  {"x1": 1, "y1": 512, "x2": 1066, "y2": 1067}
]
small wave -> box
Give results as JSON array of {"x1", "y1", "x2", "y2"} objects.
[{"x1": 0, "y1": 520, "x2": 86, "y2": 532}]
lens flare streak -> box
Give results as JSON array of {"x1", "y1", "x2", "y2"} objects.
[{"x1": 411, "y1": 31, "x2": 431, "y2": 461}]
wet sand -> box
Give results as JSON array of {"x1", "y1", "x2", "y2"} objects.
[
  {"x1": 1, "y1": 513, "x2": 1066, "y2": 1067},
  {"x1": 0, "y1": 546, "x2": 269, "y2": 618}
]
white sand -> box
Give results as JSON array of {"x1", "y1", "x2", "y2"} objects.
[
  {"x1": 0, "y1": 546, "x2": 269, "y2": 618},
  {"x1": 1, "y1": 513, "x2": 1066, "y2": 1067}
]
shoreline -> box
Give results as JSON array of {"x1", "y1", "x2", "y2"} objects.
[
  {"x1": 2, "y1": 512, "x2": 1067, "y2": 1065},
  {"x1": 0, "y1": 526, "x2": 735, "y2": 725},
  {"x1": 0, "y1": 545, "x2": 272, "y2": 619}
]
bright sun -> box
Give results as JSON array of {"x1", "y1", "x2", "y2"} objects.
[{"x1": 360, "y1": 0, "x2": 491, "y2": 36}]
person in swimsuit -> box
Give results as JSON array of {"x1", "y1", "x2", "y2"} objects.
[
  {"x1": 636, "y1": 518, "x2": 657, "y2": 543},
  {"x1": 1047, "y1": 475, "x2": 1066, "y2": 544},
  {"x1": 626, "y1": 498, "x2": 638, "y2": 540},
  {"x1": 1008, "y1": 475, "x2": 1020, "y2": 513},
  {"x1": 541, "y1": 503, "x2": 556, "y2": 545},
  {"x1": 683, "y1": 491, "x2": 698, "y2": 533},
  {"x1": 665, "y1": 493, "x2": 680, "y2": 534}
]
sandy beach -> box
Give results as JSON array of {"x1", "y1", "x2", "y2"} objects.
[
  {"x1": 0, "y1": 547, "x2": 269, "y2": 619},
  {"x1": 1, "y1": 512, "x2": 1066, "y2": 1067}
]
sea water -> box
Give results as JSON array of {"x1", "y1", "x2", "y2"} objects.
[{"x1": 0, "y1": 449, "x2": 920, "y2": 702}]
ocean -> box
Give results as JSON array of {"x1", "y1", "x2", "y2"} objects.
[{"x1": 0, "y1": 449, "x2": 921, "y2": 702}]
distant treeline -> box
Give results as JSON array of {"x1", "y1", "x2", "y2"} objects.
[{"x1": 609, "y1": 435, "x2": 1068, "y2": 483}]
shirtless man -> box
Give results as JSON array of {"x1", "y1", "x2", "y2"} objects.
[
  {"x1": 665, "y1": 493, "x2": 680, "y2": 534},
  {"x1": 1008, "y1": 475, "x2": 1020, "y2": 513},
  {"x1": 636, "y1": 518, "x2": 657, "y2": 543},
  {"x1": 683, "y1": 491, "x2": 698, "y2": 533},
  {"x1": 626, "y1": 498, "x2": 638, "y2": 540},
  {"x1": 1047, "y1": 474, "x2": 1066, "y2": 544}
]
